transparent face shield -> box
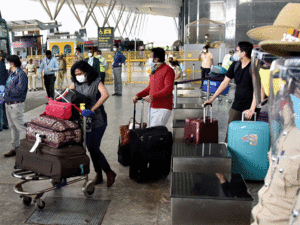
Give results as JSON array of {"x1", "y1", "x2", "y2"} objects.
[
  {"x1": 251, "y1": 48, "x2": 279, "y2": 107},
  {"x1": 269, "y1": 57, "x2": 300, "y2": 157}
]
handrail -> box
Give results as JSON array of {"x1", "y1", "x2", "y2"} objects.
[{"x1": 175, "y1": 76, "x2": 225, "y2": 85}]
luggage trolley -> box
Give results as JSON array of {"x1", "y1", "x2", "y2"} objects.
[{"x1": 11, "y1": 91, "x2": 95, "y2": 209}]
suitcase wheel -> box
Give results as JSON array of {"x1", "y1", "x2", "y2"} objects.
[
  {"x1": 35, "y1": 199, "x2": 45, "y2": 210},
  {"x1": 82, "y1": 180, "x2": 95, "y2": 197},
  {"x1": 22, "y1": 196, "x2": 32, "y2": 206}
]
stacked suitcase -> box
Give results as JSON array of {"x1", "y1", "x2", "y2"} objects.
[{"x1": 15, "y1": 100, "x2": 90, "y2": 179}]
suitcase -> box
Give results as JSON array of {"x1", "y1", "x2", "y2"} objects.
[
  {"x1": 184, "y1": 104, "x2": 218, "y2": 144},
  {"x1": 227, "y1": 112, "x2": 270, "y2": 181},
  {"x1": 26, "y1": 115, "x2": 82, "y2": 148},
  {"x1": 203, "y1": 80, "x2": 229, "y2": 95},
  {"x1": 15, "y1": 139, "x2": 90, "y2": 179},
  {"x1": 118, "y1": 101, "x2": 147, "y2": 166},
  {"x1": 129, "y1": 99, "x2": 173, "y2": 182}
]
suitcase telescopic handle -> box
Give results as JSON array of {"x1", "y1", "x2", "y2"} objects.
[
  {"x1": 242, "y1": 111, "x2": 257, "y2": 122},
  {"x1": 133, "y1": 98, "x2": 145, "y2": 129},
  {"x1": 202, "y1": 103, "x2": 213, "y2": 124}
]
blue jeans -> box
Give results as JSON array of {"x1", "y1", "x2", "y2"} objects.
[
  {"x1": 86, "y1": 122, "x2": 111, "y2": 174},
  {"x1": 0, "y1": 103, "x2": 8, "y2": 129}
]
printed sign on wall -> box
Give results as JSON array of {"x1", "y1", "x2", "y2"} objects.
[{"x1": 98, "y1": 27, "x2": 114, "y2": 49}]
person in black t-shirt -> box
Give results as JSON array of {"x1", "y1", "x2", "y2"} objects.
[{"x1": 204, "y1": 42, "x2": 256, "y2": 142}]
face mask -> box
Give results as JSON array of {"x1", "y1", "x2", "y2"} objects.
[
  {"x1": 232, "y1": 53, "x2": 240, "y2": 61},
  {"x1": 5, "y1": 63, "x2": 10, "y2": 70},
  {"x1": 113, "y1": 48, "x2": 117, "y2": 52},
  {"x1": 88, "y1": 53, "x2": 93, "y2": 58},
  {"x1": 76, "y1": 75, "x2": 87, "y2": 83}
]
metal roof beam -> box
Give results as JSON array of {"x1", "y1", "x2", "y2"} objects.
[
  {"x1": 99, "y1": 6, "x2": 110, "y2": 27},
  {"x1": 83, "y1": 0, "x2": 99, "y2": 26},
  {"x1": 112, "y1": 6, "x2": 125, "y2": 37},
  {"x1": 82, "y1": 0, "x2": 99, "y2": 27},
  {"x1": 66, "y1": 0, "x2": 83, "y2": 27},
  {"x1": 128, "y1": 13, "x2": 137, "y2": 38},
  {"x1": 133, "y1": 13, "x2": 141, "y2": 38},
  {"x1": 39, "y1": 0, "x2": 54, "y2": 20},
  {"x1": 122, "y1": 11, "x2": 132, "y2": 37},
  {"x1": 54, "y1": 0, "x2": 66, "y2": 19},
  {"x1": 102, "y1": 0, "x2": 116, "y2": 27},
  {"x1": 137, "y1": 13, "x2": 145, "y2": 38}
]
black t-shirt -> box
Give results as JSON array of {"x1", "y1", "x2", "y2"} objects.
[{"x1": 226, "y1": 61, "x2": 253, "y2": 112}]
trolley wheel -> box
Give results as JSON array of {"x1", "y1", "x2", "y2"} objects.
[
  {"x1": 35, "y1": 200, "x2": 45, "y2": 210},
  {"x1": 82, "y1": 180, "x2": 95, "y2": 197},
  {"x1": 50, "y1": 178, "x2": 61, "y2": 187},
  {"x1": 22, "y1": 196, "x2": 32, "y2": 206}
]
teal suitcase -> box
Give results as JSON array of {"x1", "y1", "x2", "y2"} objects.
[{"x1": 227, "y1": 115, "x2": 270, "y2": 181}]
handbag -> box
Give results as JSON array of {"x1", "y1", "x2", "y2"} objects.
[
  {"x1": 43, "y1": 98, "x2": 81, "y2": 120},
  {"x1": 119, "y1": 118, "x2": 147, "y2": 146}
]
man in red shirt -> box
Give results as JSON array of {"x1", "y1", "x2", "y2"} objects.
[{"x1": 133, "y1": 47, "x2": 175, "y2": 127}]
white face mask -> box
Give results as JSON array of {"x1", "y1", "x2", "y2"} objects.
[
  {"x1": 88, "y1": 53, "x2": 93, "y2": 58},
  {"x1": 113, "y1": 47, "x2": 117, "y2": 52},
  {"x1": 232, "y1": 52, "x2": 240, "y2": 61},
  {"x1": 76, "y1": 75, "x2": 87, "y2": 83},
  {"x1": 5, "y1": 63, "x2": 11, "y2": 70}
]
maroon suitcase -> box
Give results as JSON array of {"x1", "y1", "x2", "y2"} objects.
[
  {"x1": 16, "y1": 139, "x2": 90, "y2": 179},
  {"x1": 183, "y1": 117, "x2": 202, "y2": 143},
  {"x1": 184, "y1": 104, "x2": 218, "y2": 144},
  {"x1": 26, "y1": 115, "x2": 82, "y2": 148}
]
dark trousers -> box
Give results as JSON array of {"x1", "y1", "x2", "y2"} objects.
[
  {"x1": 44, "y1": 74, "x2": 56, "y2": 99},
  {"x1": 201, "y1": 67, "x2": 210, "y2": 87},
  {"x1": 100, "y1": 72, "x2": 106, "y2": 84},
  {"x1": 0, "y1": 103, "x2": 8, "y2": 129},
  {"x1": 86, "y1": 122, "x2": 111, "y2": 175},
  {"x1": 225, "y1": 108, "x2": 258, "y2": 142}
]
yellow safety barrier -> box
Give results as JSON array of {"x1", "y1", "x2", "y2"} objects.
[{"x1": 26, "y1": 51, "x2": 203, "y2": 85}]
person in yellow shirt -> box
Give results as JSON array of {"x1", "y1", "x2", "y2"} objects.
[
  {"x1": 26, "y1": 58, "x2": 37, "y2": 91},
  {"x1": 199, "y1": 45, "x2": 213, "y2": 87},
  {"x1": 96, "y1": 50, "x2": 107, "y2": 84}
]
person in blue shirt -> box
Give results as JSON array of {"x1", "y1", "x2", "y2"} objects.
[
  {"x1": 112, "y1": 44, "x2": 126, "y2": 96},
  {"x1": 39, "y1": 50, "x2": 59, "y2": 98},
  {"x1": 4, "y1": 55, "x2": 28, "y2": 157},
  {"x1": 0, "y1": 52, "x2": 9, "y2": 131}
]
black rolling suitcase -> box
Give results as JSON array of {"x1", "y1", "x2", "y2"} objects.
[{"x1": 129, "y1": 99, "x2": 173, "y2": 182}]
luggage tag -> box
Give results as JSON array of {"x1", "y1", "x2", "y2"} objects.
[{"x1": 29, "y1": 134, "x2": 44, "y2": 153}]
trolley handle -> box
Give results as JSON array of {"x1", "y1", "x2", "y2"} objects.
[{"x1": 202, "y1": 103, "x2": 213, "y2": 124}]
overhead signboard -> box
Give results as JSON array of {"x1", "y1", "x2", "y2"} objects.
[{"x1": 98, "y1": 27, "x2": 114, "y2": 49}]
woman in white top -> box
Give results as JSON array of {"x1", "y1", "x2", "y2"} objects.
[{"x1": 169, "y1": 59, "x2": 183, "y2": 81}]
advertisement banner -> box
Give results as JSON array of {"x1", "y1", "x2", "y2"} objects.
[{"x1": 98, "y1": 27, "x2": 114, "y2": 49}]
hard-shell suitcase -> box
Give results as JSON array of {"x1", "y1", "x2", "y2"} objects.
[
  {"x1": 118, "y1": 101, "x2": 147, "y2": 166},
  {"x1": 15, "y1": 139, "x2": 90, "y2": 179},
  {"x1": 227, "y1": 112, "x2": 270, "y2": 181},
  {"x1": 203, "y1": 80, "x2": 229, "y2": 95},
  {"x1": 129, "y1": 99, "x2": 173, "y2": 182},
  {"x1": 184, "y1": 103, "x2": 218, "y2": 144},
  {"x1": 26, "y1": 115, "x2": 82, "y2": 148}
]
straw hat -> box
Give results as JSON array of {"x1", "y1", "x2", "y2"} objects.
[{"x1": 247, "y1": 3, "x2": 300, "y2": 56}]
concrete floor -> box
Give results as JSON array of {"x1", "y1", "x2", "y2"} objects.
[{"x1": 0, "y1": 80, "x2": 263, "y2": 225}]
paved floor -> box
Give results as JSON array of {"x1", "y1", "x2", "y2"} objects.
[{"x1": 0, "y1": 82, "x2": 263, "y2": 225}]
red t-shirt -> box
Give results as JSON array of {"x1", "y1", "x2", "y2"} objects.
[{"x1": 136, "y1": 63, "x2": 175, "y2": 110}]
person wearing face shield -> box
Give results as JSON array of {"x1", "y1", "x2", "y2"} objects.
[
  {"x1": 0, "y1": 51, "x2": 9, "y2": 131},
  {"x1": 246, "y1": 3, "x2": 300, "y2": 224},
  {"x1": 69, "y1": 60, "x2": 117, "y2": 187},
  {"x1": 112, "y1": 43, "x2": 126, "y2": 96},
  {"x1": 84, "y1": 48, "x2": 100, "y2": 77},
  {"x1": 204, "y1": 41, "x2": 256, "y2": 142},
  {"x1": 132, "y1": 47, "x2": 175, "y2": 127},
  {"x1": 39, "y1": 50, "x2": 59, "y2": 99}
]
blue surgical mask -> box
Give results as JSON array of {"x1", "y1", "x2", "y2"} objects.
[
  {"x1": 232, "y1": 53, "x2": 240, "y2": 61},
  {"x1": 290, "y1": 94, "x2": 300, "y2": 129}
]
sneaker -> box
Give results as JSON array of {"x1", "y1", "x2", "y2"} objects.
[
  {"x1": 112, "y1": 93, "x2": 118, "y2": 96},
  {"x1": 3, "y1": 126, "x2": 9, "y2": 129},
  {"x1": 29, "y1": 89, "x2": 32, "y2": 92},
  {"x1": 33, "y1": 89, "x2": 37, "y2": 91},
  {"x1": 4, "y1": 149, "x2": 17, "y2": 157},
  {"x1": 116, "y1": 94, "x2": 122, "y2": 96},
  {"x1": 106, "y1": 171, "x2": 117, "y2": 187}
]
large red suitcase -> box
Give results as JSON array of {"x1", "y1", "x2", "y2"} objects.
[
  {"x1": 184, "y1": 104, "x2": 218, "y2": 144},
  {"x1": 16, "y1": 139, "x2": 90, "y2": 179},
  {"x1": 26, "y1": 115, "x2": 82, "y2": 148}
]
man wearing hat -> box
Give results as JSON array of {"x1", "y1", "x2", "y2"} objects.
[
  {"x1": 112, "y1": 43, "x2": 126, "y2": 96},
  {"x1": 247, "y1": 3, "x2": 300, "y2": 224}
]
